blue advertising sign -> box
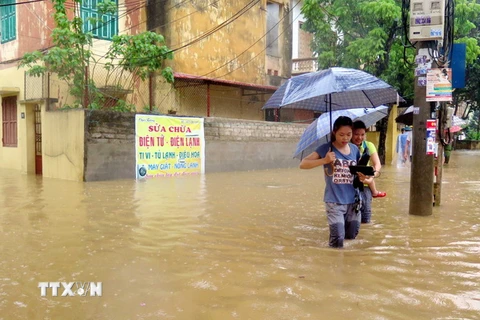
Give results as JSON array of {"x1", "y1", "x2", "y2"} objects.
[{"x1": 451, "y1": 43, "x2": 466, "y2": 89}]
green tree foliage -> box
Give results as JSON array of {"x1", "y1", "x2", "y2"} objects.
[
  {"x1": 18, "y1": 0, "x2": 174, "y2": 110},
  {"x1": 454, "y1": 0, "x2": 480, "y2": 63},
  {"x1": 301, "y1": 0, "x2": 413, "y2": 99},
  {"x1": 454, "y1": 0, "x2": 480, "y2": 116},
  {"x1": 464, "y1": 109, "x2": 480, "y2": 140},
  {"x1": 301, "y1": 0, "x2": 480, "y2": 105},
  {"x1": 105, "y1": 32, "x2": 174, "y2": 83},
  {"x1": 301, "y1": 0, "x2": 480, "y2": 160},
  {"x1": 301, "y1": 0, "x2": 413, "y2": 163}
]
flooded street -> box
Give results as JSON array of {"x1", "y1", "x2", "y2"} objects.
[{"x1": 1, "y1": 150, "x2": 480, "y2": 319}]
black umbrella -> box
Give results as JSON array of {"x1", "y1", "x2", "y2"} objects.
[
  {"x1": 263, "y1": 67, "x2": 402, "y2": 112},
  {"x1": 263, "y1": 67, "x2": 403, "y2": 147},
  {"x1": 395, "y1": 106, "x2": 415, "y2": 125}
]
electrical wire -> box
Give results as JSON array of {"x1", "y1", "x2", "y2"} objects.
[
  {"x1": 401, "y1": 0, "x2": 416, "y2": 67},
  {"x1": 85, "y1": 1, "x2": 146, "y2": 35},
  {"x1": 7, "y1": 0, "x2": 301, "y2": 112},
  {"x1": 91, "y1": 0, "x2": 260, "y2": 63},
  {"x1": 438, "y1": 0, "x2": 454, "y2": 67},
  {"x1": 0, "y1": 0, "x2": 44, "y2": 7},
  {"x1": 200, "y1": 0, "x2": 302, "y2": 78},
  {"x1": 84, "y1": 0, "x2": 194, "y2": 36},
  {"x1": 117, "y1": 0, "x2": 222, "y2": 35},
  {"x1": 63, "y1": 0, "x2": 148, "y2": 10},
  {"x1": 154, "y1": 1, "x2": 301, "y2": 107},
  {"x1": 209, "y1": 2, "x2": 302, "y2": 80},
  {"x1": 170, "y1": 0, "x2": 260, "y2": 52}
]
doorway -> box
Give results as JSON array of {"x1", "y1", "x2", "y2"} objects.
[{"x1": 34, "y1": 104, "x2": 42, "y2": 174}]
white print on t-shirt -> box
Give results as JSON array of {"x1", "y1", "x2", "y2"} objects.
[{"x1": 332, "y1": 158, "x2": 356, "y2": 184}]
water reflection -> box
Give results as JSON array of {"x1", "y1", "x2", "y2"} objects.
[{"x1": 0, "y1": 150, "x2": 479, "y2": 319}]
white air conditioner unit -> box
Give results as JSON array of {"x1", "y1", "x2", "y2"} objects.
[{"x1": 409, "y1": 0, "x2": 445, "y2": 41}]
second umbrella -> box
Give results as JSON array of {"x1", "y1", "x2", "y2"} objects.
[{"x1": 294, "y1": 106, "x2": 389, "y2": 160}]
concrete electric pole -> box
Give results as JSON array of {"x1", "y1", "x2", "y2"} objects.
[
  {"x1": 409, "y1": 42, "x2": 435, "y2": 216},
  {"x1": 407, "y1": 0, "x2": 449, "y2": 216}
]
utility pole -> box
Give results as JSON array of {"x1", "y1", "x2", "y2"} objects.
[
  {"x1": 407, "y1": 0, "x2": 450, "y2": 215},
  {"x1": 409, "y1": 41, "x2": 434, "y2": 216}
]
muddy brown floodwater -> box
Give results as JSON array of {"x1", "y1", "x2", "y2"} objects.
[{"x1": 1, "y1": 150, "x2": 479, "y2": 319}]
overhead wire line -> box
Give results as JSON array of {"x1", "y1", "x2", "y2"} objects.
[
  {"x1": 0, "y1": 0, "x2": 44, "y2": 7},
  {"x1": 89, "y1": 0, "x2": 254, "y2": 67},
  {"x1": 401, "y1": 0, "x2": 416, "y2": 67},
  {"x1": 169, "y1": 0, "x2": 260, "y2": 52},
  {"x1": 83, "y1": 0, "x2": 194, "y2": 35},
  {"x1": 166, "y1": 4, "x2": 304, "y2": 109},
  {"x1": 93, "y1": 0, "x2": 259, "y2": 63},
  {"x1": 117, "y1": 0, "x2": 222, "y2": 35},
  {"x1": 438, "y1": 0, "x2": 454, "y2": 67},
  {"x1": 63, "y1": 0, "x2": 147, "y2": 10},
  {"x1": 154, "y1": 0, "x2": 303, "y2": 110},
  {"x1": 200, "y1": 0, "x2": 302, "y2": 79},
  {"x1": 152, "y1": 0, "x2": 263, "y2": 106},
  {"x1": 86, "y1": 1, "x2": 146, "y2": 35},
  {"x1": 212, "y1": 4, "x2": 302, "y2": 80},
  {"x1": 88, "y1": 0, "x2": 262, "y2": 105},
  {"x1": 89, "y1": 0, "x2": 219, "y2": 59}
]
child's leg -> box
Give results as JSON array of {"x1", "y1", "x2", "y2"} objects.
[
  {"x1": 368, "y1": 179, "x2": 386, "y2": 198},
  {"x1": 361, "y1": 189, "x2": 372, "y2": 223},
  {"x1": 369, "y1": 179, "x2": 379, "y2": 195},
  {"x1": 325, "y1": 203, "x2": 347, "y2": 248}
]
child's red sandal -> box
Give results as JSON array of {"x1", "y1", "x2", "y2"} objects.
[{"x1": 373, "y1": 191, "x2": 386, "y2": 198}]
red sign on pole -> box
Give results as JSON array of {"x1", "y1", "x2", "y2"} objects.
[{"x1": 426, "y1": 119, "x2": 437, "y2": 155}]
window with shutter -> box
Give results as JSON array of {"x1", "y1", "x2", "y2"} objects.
[
  {"x1": 81, "y1": 0, "x2": 118, "y2": 40},
  {"x1": 2, "y1": 96, "x2": 18, "y2": 147},
  {"x1": 0, "y1": 0, "x2": 16, "y2": 43}
]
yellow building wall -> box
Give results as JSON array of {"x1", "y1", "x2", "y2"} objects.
[
  {"x1": 209, "y1": 87, "x2": 265, "y2": 120},
  {"x1": 386, "y1": 105, "x2": 399, "y2": 164},
  {"x1": 367, "y1": 131, "x2": 380, "y2": 148},
  {"x1": 42, "y1": 109, "x2": 85, "y2": 181},
  {"x1": 365, "y1": 105, "x2": 399, "y2": 165},
  {"x1": 0, "y1": 138, "x2": 22, "y2": 170},
  {"x1": 18, "y1": 102, "x2": 36, "y2": 174},
  {"x1": 161, "y1": 0, "x2": 290, "y2": 84},
  {"x1": 166, "y1": 3, "x2": 263, "y2": 83},
  {"x1": 0, "y1": 65, "x2": 24, "y2": 171},
  {"x1": 169, "y1": 83, "x2": 265, "y2": 120}
]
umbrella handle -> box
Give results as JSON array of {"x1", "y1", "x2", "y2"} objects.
[
  {"x1": 324, "y1": 163, "x2": 334, "y2": 177},
  {"x1": 325, "y1": 143, "x2": 334, "y2": 176}
]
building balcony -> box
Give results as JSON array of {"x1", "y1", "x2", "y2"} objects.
[{"x1": 292, "y1": 58, "x2": 318, "y2": 75}]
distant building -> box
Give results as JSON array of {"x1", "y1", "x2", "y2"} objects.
[{"x1": 0, "y1": 0, "x2": 294, "y2": 174}]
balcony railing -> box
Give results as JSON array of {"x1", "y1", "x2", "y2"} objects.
[{"x1": 292, "y1": 58, "x2": 318, "y2": 75}]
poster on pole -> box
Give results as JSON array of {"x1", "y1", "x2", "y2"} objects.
[
  {"x1": 426, "y1": 119, "x2": 437, "y2": 155},
  {"x1": 135, "y1": 115, "x2": 205, "y2": 179},
  {"x1": 426, "y1": 68, "x2": 452, "y2": 102}
]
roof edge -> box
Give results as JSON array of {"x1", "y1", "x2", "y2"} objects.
[{"x1": 174, "y1": 72, "x2": 278, "y2": 93}]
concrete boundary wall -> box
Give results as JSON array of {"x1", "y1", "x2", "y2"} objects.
[
  {"x1": 84, "y1": 111, "x2": 307, "y2": 181},
  {"x1": 43, "y1": 108, "x2": 85, "y2": 181},
  {"x1": 455, "y1": 140, "x2": 480, "y2": 150},
  {"x1": 84, "y1": 111, "x2": 136, "y2": 181},
  {"x1": 204, "y1": 117, "x2": 305, "y2": 173}
]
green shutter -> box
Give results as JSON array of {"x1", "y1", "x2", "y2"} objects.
[
  {"x1": 81, "y1": 0, "x2": 118, "y2": 40},
  {"x1": 1, "y1": 0, "x2": 16, "y2": 43}
]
